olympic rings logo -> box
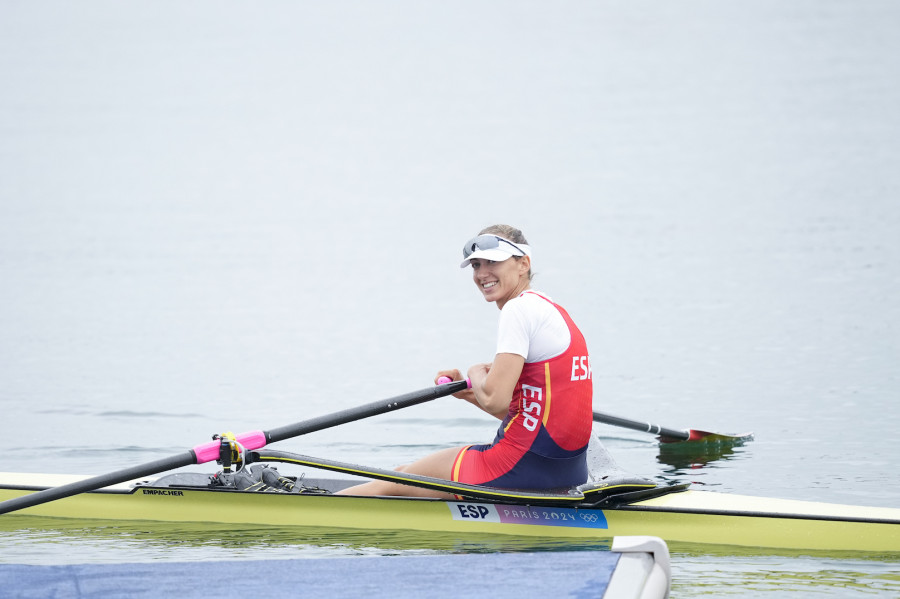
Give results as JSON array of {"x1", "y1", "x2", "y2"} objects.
[{"x1": 580, "y1": 513, "x2": 599, "y2": 523}]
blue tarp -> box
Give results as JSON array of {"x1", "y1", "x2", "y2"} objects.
[{"x1": 0, "y1": 551, "x2": 619, "y2": 598}]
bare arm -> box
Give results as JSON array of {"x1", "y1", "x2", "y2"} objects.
[{"x1": 467, "y1": 353, "x2": 524, "y2": 419}]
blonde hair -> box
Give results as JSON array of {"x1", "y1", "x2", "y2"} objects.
[{"x1": 478, "y1": 224, "x2": 529, "y2": 246}]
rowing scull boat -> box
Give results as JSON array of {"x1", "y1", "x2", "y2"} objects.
[
  {"x1": 1, "y1": 450, "x2": 898, "y2": 554},
  {"x1": 0, "y1": 382, "x2": 894, "y2": 555}
]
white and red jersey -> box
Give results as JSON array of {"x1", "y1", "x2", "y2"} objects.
[
  {"x1": 452, "y1": 291, "x2": 593, "y2": 489},
  {"x1": 499, "y1": 291, "x2": 593, "y2": 458}
]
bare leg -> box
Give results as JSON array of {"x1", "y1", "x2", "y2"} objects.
[{"x1": 335, "y1": 446, "x2": 464, "y2": 498}]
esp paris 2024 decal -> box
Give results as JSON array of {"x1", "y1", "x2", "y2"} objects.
[{"x1": 449, "y1": 502, "x2": 608, "y2": 528}]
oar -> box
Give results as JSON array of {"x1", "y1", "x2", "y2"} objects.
[
  {"x1": 593, "y1": 410, "x2": 753, "y2": 445},
  {"x1": 0, "y1": 379, "x2": 469, "y2": 516},
  {"x1": 437, "y1": 377, "x2": 751, "y2": 445}
]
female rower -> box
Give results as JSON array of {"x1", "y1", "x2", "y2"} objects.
[{"x1": 337, "y1": 224, "x2": 593, "y2": 497}]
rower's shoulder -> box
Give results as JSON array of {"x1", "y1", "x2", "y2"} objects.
[{"x1": 506, "y1": 290, "x2": 555, "y2": 311}]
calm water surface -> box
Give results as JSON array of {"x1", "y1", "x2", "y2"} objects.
[{"x1": 1, "y1": 1, "x2": 898, "y2": 596}]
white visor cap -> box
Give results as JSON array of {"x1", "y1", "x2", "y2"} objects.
[{"x1": 459, "y1": 235, "x2": 532, "y2": 268}]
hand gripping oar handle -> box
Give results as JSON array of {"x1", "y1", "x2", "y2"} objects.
[
  {"x1": 0, "y1": 379, "x2": 469, "y2": 516},
  {"x1": 436, "y1": 376, "x2": 472, "y2": 388}
]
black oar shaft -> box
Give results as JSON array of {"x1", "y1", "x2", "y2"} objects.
[
  {"x1": 0, "y1": 380, "x2": 469, "y2": 516},
  {"x1": 0, "y1": 452, "x2": 196, "y2": 515},
  {"x1": 593, "y1": 411, "x2": 690, "y2": 441},
  {"x1": 265, "y1": 380, "x2": 469, "y2": 443}
]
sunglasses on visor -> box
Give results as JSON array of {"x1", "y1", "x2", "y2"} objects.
[{"x1": 462, "y1": 234, "x2": 528, "y2": 259}]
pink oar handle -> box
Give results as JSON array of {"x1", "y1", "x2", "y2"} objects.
[
  {"x1": 191, "y1": 430, "x2": 268, "y2": 464},
  {"x1": 437, "y1": 376, "x2": 472, "y2": 388}
]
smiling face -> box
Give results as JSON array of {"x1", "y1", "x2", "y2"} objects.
[{"x1": 470, "y1": 256, "x2": 532, "y2": 309}]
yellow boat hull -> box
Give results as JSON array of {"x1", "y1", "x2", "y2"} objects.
[{"x1": 1, "y1": 473, "x2": 898, "y2": 553}]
